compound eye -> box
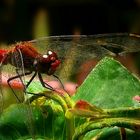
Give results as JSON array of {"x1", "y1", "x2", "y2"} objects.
[
  {"x1": 48, "y1": 50, "x2": 53, "y2": 55},
  {"x1": 43, "y1": 54, "x2": 48, "y2": 58}
]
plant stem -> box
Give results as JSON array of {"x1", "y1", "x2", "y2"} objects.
[
  {"x1": 65, "y1": 110, "x2": 75, "y2": 140},
  {"x1": 27, "y1": 91, "x2": 68, "y2": 112},
  {"x1": 105, "y1": 107, "x2": 140, "y2": 118},
  {"x1": 73, "y1": 118, "x2": 140, "y2": 140}
]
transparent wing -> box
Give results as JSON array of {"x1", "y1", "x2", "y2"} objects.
[
  {"x1": 11, "y1": 48, "x2": 37, "y2": 138},
  {"x1": 30, "y1": 33, "x2": 140, "y2": 82},
  {"x1": 0, "y1": 46, "x2": 36, "y2": 138}
]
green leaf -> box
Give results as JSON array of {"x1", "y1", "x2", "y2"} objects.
[
  {"x1": 83, "y1": 127, "x2": 121, "y2": 140},
  {"x1": 68, "y1": 100, "x2": 107, "y2": 118},
  {"x1": 0, "y1": 103, "x2": 65, "y2": 140},
  {"x1": 83, "y1": 128, "x2": 140, "y2": 140},
  {"x1": 72, "y1": 57, "x2": 140, "y2": 140},
  {"x1": 73, "y1": 57, "x2": 140, "y2": 108}
]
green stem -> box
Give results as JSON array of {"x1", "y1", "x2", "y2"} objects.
[
  {"x1": 62, "y1": 93, "x2": 75, "y2": 140},
  {"x1": 65, "y1": 110, "x2": 75, "y2": 140},
  {"x1": 58, "y1": 92, "x2": 75, "y2": 140},
  {"x1": 104, "y1": 107, "x2": 140, "y2": 118},
  {"x1": 27, "y1": 91, "x2": 68, "y2": 112},
  {"x1": 61, "y1": 92, "x2": 74, "y2": 108},
  {"x1": 28, "y1": 91, "x2": 75, "y2": 140},
  {"x1": 73, "y1": 118, "x2": 140, "y2": 140},
  {"x1": 44, "y1": 92, "x2": 68, "y2": 112}
]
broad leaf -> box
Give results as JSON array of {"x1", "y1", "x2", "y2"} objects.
[
  {"x1": 73, "y1": 57, "x2": 140, "y2": 108},
  {"x1": 0, "y1": 103, "x2": 65, "y2": 140},
  {"x1": 72, "y1": 57, "x2": 140, "y2": 140}
]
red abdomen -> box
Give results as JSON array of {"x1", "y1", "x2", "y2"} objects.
[{"x1": 0, "y1": 50, "x2": 8, "y2": 64}]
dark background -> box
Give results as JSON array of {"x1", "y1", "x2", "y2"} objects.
[{"x1": 0, "y1": 0, "x2": 140, "y2": 43}]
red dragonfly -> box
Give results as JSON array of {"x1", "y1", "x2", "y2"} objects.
[
  {"x1": 0, "y1": 42, "x2": 62, "y2": 102},
  {"x1": 0, "y1": 33, "x2": 140, "y2": 139},
  {"x1": 0, "y1": 33, "x2": 140, "y2": 102}
]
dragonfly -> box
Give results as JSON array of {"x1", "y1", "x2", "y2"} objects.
[
  {"x1": 0, "y1": 33, "x2": 140, "y2": 139},
  {"x1": 1, "y1": 33, "x2": 140, "y2": 99},
  {"x1": 0, "y1": 42, "x2": 62, "y2": 102},
  {"x1": 0, "y1": 33, "x2": 140, "y2": 100}
]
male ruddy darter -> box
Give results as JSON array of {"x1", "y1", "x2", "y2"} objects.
[
  {"x1": 0, "y1": 42, "x2": 61, "y2": 102},
  {"x1": 1, "y1": 33, "x2": 140, "y2": 102}
]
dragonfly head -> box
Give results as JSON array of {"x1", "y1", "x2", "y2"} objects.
[{"x1": 41, "y1": 50, "x2": 61, "y2": 75}]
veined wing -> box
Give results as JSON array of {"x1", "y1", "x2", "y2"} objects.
[
  {"x1": 10, "y1": 47, "x2": 37, "y2": 139},
  {"x1": 30, "y1": 33, "x2": 140, "y2": 82}
]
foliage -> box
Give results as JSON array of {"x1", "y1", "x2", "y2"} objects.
[{"x1": 0, "y1": 57, "x2": 140, "y2": 140}]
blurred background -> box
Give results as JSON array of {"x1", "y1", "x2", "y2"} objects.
[
  {"x1": 0, "y1": 0, "x2": 140, "y2": 44},
  {"x1": 0, "y1": 0, "x2": 140, "y2": 107}
]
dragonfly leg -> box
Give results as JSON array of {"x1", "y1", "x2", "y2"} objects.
[
  {"x1": 38, "y1": 73, "x2": 54, "y2": 91},
  {"x1": 24, "y1": 71, "x2": 40, "y2": 95},
  {"x1": 26, "y1": 71, "x2": 37, "y2": 88},
  {"x1": 53, "y1": 74, "x2": 68, "y2": 93},
  {"x1": 16, "y1": 70, "x2": 38, "y2": 96},
  {"x1": 7, "y1": 71, "x2": 32, "y2": 102},
  {"x1": 15, "y1": 69, "x2": 31, "y2": 91},
  {"x1": 15, "y1": 70, "x2": 38, "y2": 96}
]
